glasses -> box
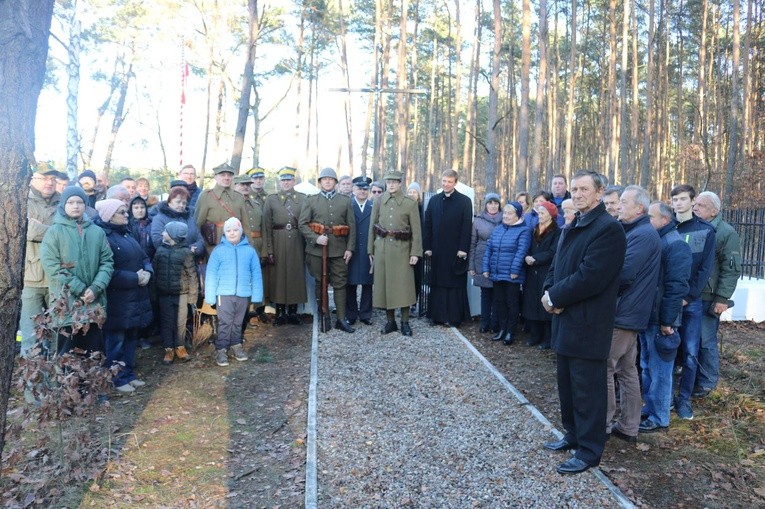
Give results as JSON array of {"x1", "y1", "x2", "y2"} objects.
[{"x1": 371, "y1": 190, "x2": 383, "y2": 195}]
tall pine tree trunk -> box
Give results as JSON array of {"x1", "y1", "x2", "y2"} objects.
[
  {"x1": 486, "y1": 0, "x2": 502, "y2": 192},
  {"x1": 0, "y1": 0, "x2": 55, "y2": 467},
  {"x1": 639, "y1": 0, "x2": 655, "y2": 188},
  {"x1": 725, "y1": 0, "x2": 741, "y2": 205},
  {"x1": 517, "y1": 0, "x2": 531, "y2": 194},
  {"x1": 563, "y1": 0, "x2": 577, "y2": 178},
  {"x1": 530, "y1": 0, "x2": 547, "y2": 194},
  {"x1": 65, "y1": 0, "x2": 81, "y2": 177},
  {"x1": 231, "y1": 0, "x2": 259, "y2": 172}
]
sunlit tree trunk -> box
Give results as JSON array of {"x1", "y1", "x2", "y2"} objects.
[
  {"x1": 563, "y1": 0, "x2": 577, "y2": 178},
  {"x1": 395, "y1": 0, "x2": 409, "y2": 172},
  {"x1": 231, "y1": 0, "x2": 259, "y2": 172},
  {"x1": 517, "y1": 0, "x2": 530, "y2": 194},
  {"x1": 102, "y1": 57, "x2": 132, "y2": 174},
  {"x1": 530, "y1": 0, "x2": 547, "y2": 194},
  {"x1": 606, "y1": 0, "x2": 618, "y2": 183},
  {"x1": 618, "y1": 0, "x2": 630, "y2": 182},
  {"x1": 725, "y1": 0, "x2": 741, "y2": 205},
  {"x1": 486, "y1": 0, "x2": 501, "y2": 192},
  {"x1": 462, "y1": 0, "x2": 481, "y2": 182},
  {"x1": 0, "y1": 0, "x2": 55, "y2": 467},
  {"x1": 639, "y1": 0, "x2": 655, "y2": 188},
  {"x1": 64, "y1": 0, "x2": 81, "y2": 178},
  {"x1": 338, "y1": 0, "x2": 354, "y2": 172}
]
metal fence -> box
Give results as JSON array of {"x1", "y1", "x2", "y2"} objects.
[{"x1": 722, "y1": 208, "x2": 765, "y2": 280}]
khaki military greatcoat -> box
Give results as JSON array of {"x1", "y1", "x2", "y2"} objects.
[
  {"x1": 263, "y1": 190, "x2": 307, "y2": 304},
  {"x1": 368, "y1": 190, "x2": 423, "y2": 309},
  {"x1": 194, "y1": 184, "x2": 249, "y2": 253}
]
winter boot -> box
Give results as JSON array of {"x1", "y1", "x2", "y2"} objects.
[
  {"x1": 175, "y1": 345, "x2": 190, "y2": 362},
  {"x1": 162, "y1": 348, "x2": 175, "y2": 365}
]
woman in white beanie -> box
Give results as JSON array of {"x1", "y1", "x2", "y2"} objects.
[{"x1": 204, "y1": 217, "x2": 263, "y2": 366}]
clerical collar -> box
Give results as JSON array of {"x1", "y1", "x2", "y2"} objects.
[
  {"x1": 322, "y1": 190, "x2": 336, "y2": 200},
  {"x1": 443, "y1": 190, "x2": 454, "y2": 197}
]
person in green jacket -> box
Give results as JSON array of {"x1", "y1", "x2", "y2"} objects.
[
  {"x1": 692, "y1": 191, "x2": 742, "y2": 397},
  {"x1": 40, "y1": 186, "x2": 114, "y2": 356}
]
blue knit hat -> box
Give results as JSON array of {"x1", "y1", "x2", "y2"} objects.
[
  {"x1": 507, "y1": 200, "x2": 523, "y2": 219},
  {"x1": 58, "y1": 186, "x2": 89, "y2": 216}
]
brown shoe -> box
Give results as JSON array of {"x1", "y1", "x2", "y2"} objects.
[
  {"x1": 162, "y1": 348, "x2": 175, "y2": 365},
  {"x1": 175, "y1": 345, "x2": 190, "y2": 362}
]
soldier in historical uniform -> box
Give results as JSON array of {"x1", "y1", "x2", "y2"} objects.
[
  {"x1": 194, "y1": 162, "x2": 249, "y2": 255},
  {"x1": 233, "y1": 174, "x2": 269, "y2": 326},
  {"x1": 298, "y1": 168, "x2": 356, "y2": 333},
  {"x1": 263, "y1": 167, "x2": 307, "y2": 325},
  {"x1": 246, "y1": 167, "x2": 271, "y2": 321},
  {"x1": 368, "y1": 170, "x2": 423, "y2": 336},
  {"x1": 346, "y1": 176, "x2": 374, "y2": 326}
]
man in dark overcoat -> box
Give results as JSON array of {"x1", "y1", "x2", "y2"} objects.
[
  {"x1": 346, "y1": 176, "x2": 374, "y2": 326},
  {"x1": 541, "y1": 170, "x2": 627, "y2": 475},
  {"x1": 423, "y1": 169, "x2": 472, "y2": 327},
  {"x1": 298, "y1": 167, "x2": 356, "y2": 333}
]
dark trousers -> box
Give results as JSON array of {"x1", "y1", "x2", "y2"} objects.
[
  {"x1": 556, "y1": 354, "x2": 608, "y2": 466},
  {"x1": 215, "y1": 295, "x2": 248, "y2": 350},
  {"x1": 105, "y1": 327, "x2": 138, "y2": 387},
  {"x1": 493, "y1": 281, "x2": 521, "y2": 333},
  {"x1": 527, "y1": 319, "x2": 552, "y2": 344},
  {"x1": 479, "y1": 287, "x2": 498, "y2": 331},
  {"x1": 346, "y1": 284, "x2": 373, "y2": 322},
  {"x1": 57, "y1": 325, "x2": 103, "y2": 356}
]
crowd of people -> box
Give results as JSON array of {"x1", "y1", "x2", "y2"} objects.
[{"x1": 20, "y1": 162, "x2": 743, "y2": 474}]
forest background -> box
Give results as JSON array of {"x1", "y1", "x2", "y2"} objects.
[{"x1": 36, "y1": 0, "x2": 765, "y2": 206}]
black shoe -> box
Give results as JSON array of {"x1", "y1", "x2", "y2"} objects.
[
  {"x1": 638, "y1": 418, "x2": 668, "y2": 433},
  {"x1": 492, "y1": 330, "x2": 506, "y2": 341},
  {"x1": 382, "y1": 321, "x2": 398, "y2": 334},
  {"x1": 287, "y1": 313, "x2": 302, "y2": 325},
  {"x1": 556, "y1": 457, "x2": 592, "y2": 475},
  {"x1": 335, "y1": 319, "x2": 355, "y2": 333},
  {"x1": 258, "y1": 312, "x2": 270, "y2": 324},
  {"x1": 609, "y1": 427, "x2": 638, "y2": 443},
  {"x1": 692, "y1": 387, "x2": 711, "y2": 398},
  {"x1": 526, "y1": 337, "x2": 543, "y2": 347},
  {"x1": 543, "y1": 438, "x2": 577, "y2": 451},
  {"x1": 274, "y1": 314, "x2": 287, "y2": 326},
  {"x1": 401, "y1": 321, "x2": 412, "y2": 336},
  {"x1": 346, "y1": 318, "x2": 357, "y2": 325},
  {"x1": 360, "y1": 318, "x2": 373, "y2": 325},
  {"x1": 502, "y1": 332, "x2": 515, "y2": 346}
]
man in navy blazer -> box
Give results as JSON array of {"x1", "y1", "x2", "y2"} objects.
[{"x1": 346, "y1": 176, "x2": 374, "y2": 325}]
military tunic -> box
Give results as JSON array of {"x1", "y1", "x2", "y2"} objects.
[
  {"x1": 242, "y1": 194, "x2": 269, "y2": 303},
  {"x1": 368, "y1": 190, "x2": 423, "y2": 309},
  {"x1": 263, "y1": 190, "x2": 307, "y2": 304},
  {"x1": 194, "y1": 184, "x2": 249, "y2": 253},
  {"x1": 298, "y1": 192, "x2": 355, "y2": 318}
]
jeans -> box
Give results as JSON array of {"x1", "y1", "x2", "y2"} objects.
[
  {"x1": 479, "y1": 287, "x2": 498, "y2": 330},
  {"x1": 696, "y1": 300, "x2": 720, "y2": 392},
  {"x1": 19, "y1": 286, "x2": 49, "y2": 356},
  {"x1": 104, "y1": 328, "x2": 138, "y2": 388},
  {"x1": 677, "y1": 298, "x2": 702, "y2": 403},
  {"x1": 639, "y1": 325, "x2": 677, "y2": 427}
]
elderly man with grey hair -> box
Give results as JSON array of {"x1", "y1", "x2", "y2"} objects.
[
  {"x1": 691, "y1": 191, "x2": 742, "y2": 398},
  {"x1": 606, "y1": 185, "x2": 661, "y2": 442},
  {"x1": 106, "y1": 184, "x2": 131, "y2": 206}
]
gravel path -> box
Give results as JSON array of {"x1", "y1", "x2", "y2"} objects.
[{"x1": 315, "y1": 314, "x2": 626, "y2": 508}]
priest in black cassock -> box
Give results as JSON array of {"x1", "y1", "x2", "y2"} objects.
[{"x1": 423, "y1": 169, "x2": 473, "y2": 327}]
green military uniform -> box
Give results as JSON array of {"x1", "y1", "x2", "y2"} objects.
[
  {"x1": 194, "y1": 175, "x2": 249, "y2": 254},
  {"x1": 298, "y1": 189, "x2": 356, "y2": 323},
  {"x1": 263, "y1": 188, "x2": 307, "y2": 305}
]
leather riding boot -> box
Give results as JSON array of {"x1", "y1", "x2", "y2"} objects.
[
  {"x1": 274, "y1": 304, "x2": 286, "y2": 326},
  {"x1": 287, "y1": 304, "x2": 301, "y2": 325},
  {"x1": 400, "y1": 321, "x2": 412, "y2": 336}
]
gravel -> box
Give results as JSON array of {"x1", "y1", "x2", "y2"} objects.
[{"x1": 315, "y1": 313, "x2": 624, "y2": 508}]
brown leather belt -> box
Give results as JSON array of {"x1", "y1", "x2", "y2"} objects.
[
  {"x1": 308, "y1": 222, "x2": 350, "y2": 237},
  {"x1": 272, "y1": 223, "x2": 296, "y2": 231},
  {"x1": 373, "y1": 223, "x2": 412, "y2": 240}
]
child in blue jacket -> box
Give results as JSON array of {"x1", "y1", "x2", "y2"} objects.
[{"x1": 205, "y1": 217, "x2": 263, "y2": 366}]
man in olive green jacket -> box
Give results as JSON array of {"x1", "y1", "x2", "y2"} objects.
[
  {"x1": 19, "y1": 164, "x2": 61, "y2": 356},
  {"x1": 299, "y1": 167, "x2": 356, "y2": 333},
  {"x1": 692, "y1": 191, "x2": 742, "y2": 396},
  {"x1": 194, "y1": 163, "x2": 249, "y2": 255},
  {"x1": 368, "y1": 170, "x2": 422, "y2": 336}
]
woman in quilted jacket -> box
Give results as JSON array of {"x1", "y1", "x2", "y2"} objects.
[{"x1": 482, "y1": 202, "x2": 532, "y2": 345}]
